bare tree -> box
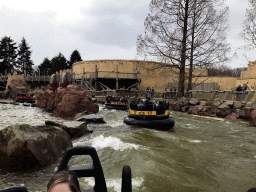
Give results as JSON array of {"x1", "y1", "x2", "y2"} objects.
[
  {"x1": 186, "y1": 0, "x2": 230, "y2": 94},
  {"x1": 241, "y1": 0, "x2": 256, "y2": 49},
  {"x1": 137, "y1": 0, "x2": 230, "y2": 97}
]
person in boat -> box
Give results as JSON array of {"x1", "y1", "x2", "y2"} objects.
[{"x1": 47, "y1": 170, "x2": 81, "y2": 192}]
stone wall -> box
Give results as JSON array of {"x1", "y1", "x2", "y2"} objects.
[{"x1": 240, "y1": 61, "x2": 256, "y2": 79}]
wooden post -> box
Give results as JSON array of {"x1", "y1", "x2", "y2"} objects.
[
  {"x1": 116, "y1": 65, "x2": 118, "y2": 89},
  {"x1": 95, "y1": 65, "x2": 98, "y2": 90},
  {"x1": 137, "y1": 67, "x2": 140, "y2": 90},
  {"x1": 39, "y1": 69, "x2": 40, "y2": 82},
  {"x1": 82, "y1": 68, "x2": 85, "y2": 89}
]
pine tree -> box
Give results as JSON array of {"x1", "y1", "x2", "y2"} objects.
[
  {"x1": 16, "y1": 37, "x2": 34, "y2": 75},
  {"x1": 50, "y1": 52, "x2": 68, "y2": 74},
  {"x1": 38, "y1": 57, "x2": 51, "y2": 76},
  {"x1": 69, "y1": 50, "x2": 82, "y2": 68},
  {"x1": 0, "y1": 36, "x2": 17, "y2": 74}
]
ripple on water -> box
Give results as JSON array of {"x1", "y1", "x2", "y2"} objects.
[{"x1": 74, "y1": 135, "x2": 146, "y2": 151}]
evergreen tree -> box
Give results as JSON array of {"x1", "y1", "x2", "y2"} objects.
[
  {"x1": 16, "y1": 37, "x2": 34, "y2": 75},
  {"x1": 0, "y1": 36, "x2": 17, "y2": 74},
  {"x1": 50, "y1": 52, "x2": 68, "y2": 74},
  {"x1": 38, "y1": 57, "x2": 51, "y2": 76},
  {"x1": 69, "y1": 50, "x2": 82, "y2": 68}
]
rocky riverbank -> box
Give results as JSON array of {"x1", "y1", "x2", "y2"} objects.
[{"x1": 169, "y1": 98, "x2": 256, "y2": 125}]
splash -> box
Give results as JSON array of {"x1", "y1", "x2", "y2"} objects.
[{"x1": 91, "y1": 135, "x2": 140, "y2": 151}]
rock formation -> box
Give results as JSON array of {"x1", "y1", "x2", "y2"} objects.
[
  {"x1": 0, "y1": 124, "x2": 72, "y2": 172},
  {"x1": 36, "y1": 85, "x2": 99, "y2": 117},
  {"x1": 6, "y1": 78, "x2": 30, "y2": 99},
  {"x1": 45, "y1": 120, "x2": 92, "y2": 138}
]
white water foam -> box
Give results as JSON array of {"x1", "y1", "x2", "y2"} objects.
[
  {"x1": 83, "y1": 177, "x2": 144, "y2": 192},
  {"x1": 91, "y1": 135, "x2": 140, "y2": 151},
  {"x1": 188, "y1": 139, "x2": 202, "y2": 143}
]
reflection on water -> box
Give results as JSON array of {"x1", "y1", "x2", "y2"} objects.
[{"x1": 0, "y1": 101, "x2": 256, "y2": 192}]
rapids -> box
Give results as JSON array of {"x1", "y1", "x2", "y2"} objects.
[{"x1": 0, "y1": 100, "x2": 256, "y2": 192}]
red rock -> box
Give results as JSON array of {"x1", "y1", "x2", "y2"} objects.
[
  {"x1": 188, "y1": 105, "x2": 211, "y2": 116},
  {"x1": 225, "y1": 113, "x2": 241, "y2": 121},
  {"x1": 36, "y1": 85, "x2": 99, "y2": 117}
]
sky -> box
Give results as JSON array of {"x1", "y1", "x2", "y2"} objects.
[{"x1": 0, "y1": 0, "x2": 255, "y2": 69}]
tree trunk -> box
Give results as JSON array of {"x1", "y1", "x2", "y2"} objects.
[
  {"x1": 178, "y1": 0, "x2": 189, "y2": 98},
  {"x1": 186, "y1": 0, "x2": 196, "y2": 98}
]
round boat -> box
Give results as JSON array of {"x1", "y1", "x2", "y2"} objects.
[
  {"x1": 15, "y1": 93, "x2": 36, "y2": 104},
  {"x1": 104, "y1": 96, "x2": 128, "y2": 110},
  {"x1": 124, "y1": 100, "x2": 175, "y2": 130}
]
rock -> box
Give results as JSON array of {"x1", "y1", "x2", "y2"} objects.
[
  {"x1": 74, "y1": 111, "x2": 93, "y2": 120},
  {"x1": 181, "y1": 105, "x2": 190, "y2": 112},
  {"x1": 45, "y1": 120, "x2": 92, "y2": 138},
  {"x1": 76, "y1": 114, "x2": 106, "y2": 124},
  {"x1": 233, "y1": 101, "x2": 244, "y2": 109},
  {"x1": 225, "y1": 113, "x2": 241, "y2": 121},
  {"x1": 188, "y1": 98, "x2": 200, "y2": 105},
  {"x1": 216, "y1": 109, "x2": 232, "y2": 118},
  {"x1": 170, "y1": 102, "x2": 181, "y2": 111},
  {"x1": 0, "y1": 91, "x2": 7, "y2": 99},
  {"x1": 247, "y1": 102, "x2": 256, "y2": 110},
  {"x1": 188, "y1": 105, "x2": 211, "y2": 116},
  {"x1": 216, "y1": 103, "x2": 232, "y2": 118},
  {"x1": 224, "y1": 100, "x2": 234, "y2": 109},
  {"x1": 6, "y1": 78, "x2": 29, "y2": 99},
  {"x1": 236, "y1": 109, "x2": 246, "y2": 119},
  {"x1": 0, "y1": 124, "x2": 72, "y2": 172},
  {"x1": 250, "y1": 110, "x2": 256, "y2": 126},
  {"x1": 36, "y1": 85, "x2": 99, "y2": 117},
  {"x1": 211, "y1": 101, "x2": 222, "y2": 114},
  {"x1": 200, "y1": 101, "x2": 207, "y2": 106},
  {"x1": 247, "y1": 102, "x2": 254, "y2": 107},
  {"x1": 242, "y1": 107, "x2": 254, "y2": 120}
]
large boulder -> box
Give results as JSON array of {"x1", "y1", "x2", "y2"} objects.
[
  {"x1": 45, "y1": 120, "x2": 92, "y2": 138},
  {"x1": 188, "y1": 98, "x2": 200, "y2": 105},
  {"x1": 76, "y1": 114, "x2": 106, "y2": 124},
  {"x1": 216, "y1": 103, "x2": 232, "y2": 118},
  {"x1": 225, "y1": 113, "x2": 241, "y2": 121},
  {"x1": 53, "y1": 85, "x2": 99, "y2": 117},
  {"x1": 6, "y1": 78, "x2": 29, "y2": 99},
  {"x1": 188, "y1": 105, "x2": 211, "y2": 116},
  {"x1": 0, "y1": 124, "x2": 72, "y2": 172},
  {"x1": 36, "y1": 85, "x2": 99, "y2": 117}
]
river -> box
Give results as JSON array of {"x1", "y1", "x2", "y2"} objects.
[{"x1": 0, "y1": 100, "x2": 256, "y2": 192}]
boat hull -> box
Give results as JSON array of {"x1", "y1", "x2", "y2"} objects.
[
  {"x1": 104, "y1": 103, "x2": 128, "y2": 110},
  {"x1": 124, "y1": 116, "x2": 175, "y2": 130},
  {"x1": 15, "y1": 98, "x2": 36, "y2": 104}
]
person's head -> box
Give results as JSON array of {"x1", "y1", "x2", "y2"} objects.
[{"x1": 47, "y1": 170, "x2": 81, "y2": 192}]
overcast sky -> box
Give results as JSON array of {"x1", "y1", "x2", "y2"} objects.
[{"x1": 0, "y1": 0, "x2": 255, "y2": 69}]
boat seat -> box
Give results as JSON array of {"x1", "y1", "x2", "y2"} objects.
[
  {"x1": 57, "y1": 146, "x2": 107, "y2": 192},
  {"x1": 57, "y1": 146, "x2": 132, "y2": 192}
]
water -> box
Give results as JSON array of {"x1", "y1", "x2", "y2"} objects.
[{"x1": 1, "y1": 100, "x2": 256, "y2": 192}]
